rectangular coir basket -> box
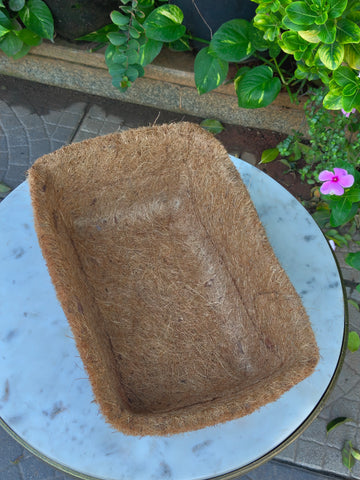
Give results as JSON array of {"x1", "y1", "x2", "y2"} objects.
[{"x1": 28, "y1": 122, "x2": 319, "y2": 436}]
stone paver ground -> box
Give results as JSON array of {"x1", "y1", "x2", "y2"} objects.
[{"x1": 0, "y1": 74, "x2": 359, "y2": 480}]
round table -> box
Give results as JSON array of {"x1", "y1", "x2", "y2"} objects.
[{"x1": 0, "y1": 157, "x2": 347, "y2": 480}]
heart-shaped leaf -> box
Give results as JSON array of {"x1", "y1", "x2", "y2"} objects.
[
  {"x1": 19, "y1": 0, "x2": 54, "y2": 40},
  {"x1": 194, "y1": 47, "x2": 228, "y2": 94},
  {"x1": 236, "y1": 65, "x2": 281, "y2": 109},
  {"x1": 144, "y1": 4, "x2": 185, "y2": 42},
  {"x1": 210, "y1": 19, "x2": 255, "y2": 62},
  {"x1": 139, "y1": 38, "x2": 162, "y2": 66}
]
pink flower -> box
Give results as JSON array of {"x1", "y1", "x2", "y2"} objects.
[
  {"x1": 341, "y1": 108, "x2": 357, "y2": 117},
  {"x1": 319, "y1": 168, "x2": 354, "y2": 195}
]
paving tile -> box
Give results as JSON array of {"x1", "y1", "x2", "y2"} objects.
[
  {"x1": 8, "y1": 146, "x2": 30, "y2": 165},
  {"x1": 18, "y1": 454, "x2": 66, "y2": 480},
  {"x1": 240, "y1": 459, "x2": 339, "y2": 480},
  {"x1": 3, "y1": 164, "x2": 29, "y2": 187},
  {"x1": 0, "y1": 465, "x2": 23, "y2": 480},
  {"x1": 301, "y1": 420, "x2": 329, "y2": 445},
  {"x1": 0, "y1": 427, "x2": 24, "y2": 473},
  {"x1": 322, "y1": 446, "x2": 354, "y2": 477}
]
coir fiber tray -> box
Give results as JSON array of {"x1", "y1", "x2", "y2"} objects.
[{"x1": 28, "y1": 122, "x2": 319, "y2": 436}]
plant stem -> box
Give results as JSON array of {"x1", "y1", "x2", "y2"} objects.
[
  {"x1": 272, "y1": 56, "x2": 287, "y2": 84},
  {"x1": 184, "y1": 33, "x2": 210, "y2": 45},
  {"x1": 254, "y1": 52, "x2": 287, "y2": 84}
]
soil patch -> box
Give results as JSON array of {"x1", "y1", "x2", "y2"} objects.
[{"x1": 218, "y1": 124, "x2": 312, "y2": 203}]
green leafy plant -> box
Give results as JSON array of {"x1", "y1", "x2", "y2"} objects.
[
  {"x1": 0, "y1": 0, "x2": 54, "y2": 58},
  {"x1": 342, "y1": 440, "x2": 360, "y2": 470},
  {"x1": 193, "y1": 18, "x2": 289, "y2": 109},
  {"x1": 80, "y1": 1, "x2": 308, "y2": 107},
  {"x1": 79, "y1": 0, "x2": 189, "y2": 92},
  {"x1": 269, "y1": 88, "x2": 360, "y2": 184},
  {"x1": 199, "y1": 118, "x2": 224, "y2": 134},
  {"x1": 252, "y1": 0, "x2": 360, "y2": 112},
  {"x1": 327, "y1": 418, "x2": 360, "y2": 471},
  {"x1": 262, "y1": 88, "x2": 360, "y2": 351}
]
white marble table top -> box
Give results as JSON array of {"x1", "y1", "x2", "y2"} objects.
[{"x1": 0, "y1": 156, "x2": 345, "y2": 480}]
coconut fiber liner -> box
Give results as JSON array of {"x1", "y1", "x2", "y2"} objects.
[{"x1": 28, "y1": 122, "x2": 319, "y2": 436}]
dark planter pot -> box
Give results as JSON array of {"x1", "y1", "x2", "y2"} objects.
[
  {"x1": 44, "y1": 0, "x2": 119, "y2": 41},
  {"x1": 170, "y1": 0, "x2": 257, "y2": 48}
]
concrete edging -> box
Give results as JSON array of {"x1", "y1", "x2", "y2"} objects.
[{"x1": 0, "y1": 41, "x2": 307, "y2": 135}]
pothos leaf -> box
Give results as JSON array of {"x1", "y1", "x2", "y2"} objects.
[
  {"x1": 236, "y1": 65, "x2": 281, "y2": 109},
  {"x1": 260, "y1": 148, "x2": 279, "y2": 164},
  {"x1": 327, "y1": 417, "x2": 353, "y2": 434},
  {"x1": 194, "y1": 47, "x2": 228, "y2": 95},
  {"x1": 200, "y1": 119, "x2": 224, "y2": 135},
  {"x1": 348, "y1": 330, "x2": 360, "y2": 351},
  {"x1": 346, "y1": 251, "x2": 360, "y2": 270}
]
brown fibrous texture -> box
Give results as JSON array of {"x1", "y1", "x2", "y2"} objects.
[{"x1": 28, "y1": 122, "x2": 319, "y2": 436}]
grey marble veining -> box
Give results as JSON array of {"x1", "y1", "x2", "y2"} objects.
[{"x1": 0, "y1": 157, "x2": 345, "y2": 480}]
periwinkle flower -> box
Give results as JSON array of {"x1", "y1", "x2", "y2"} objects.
[
  {"x1": 329, "y1": 239, "x2": 336, "y2": 251},
  {"x1": 318, "y1": 168, "x2": 354, "y2": 196},
  {"x1": 341, "y1": 108, "x2": 357, "y2": 118}
]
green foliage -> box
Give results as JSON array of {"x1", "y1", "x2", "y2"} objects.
[
  {"x1": 80, "y1": 2, "x2": 303, "y2": 106},
  {"x1": 235, "y1": 65, "x2": 281, "y2": 108},
  {"x1": 0, "y1": 182, "x2": 10, "y2": 193},
  {"x1": 199, "y1": 119, "x2": 224, "y2": 134},
  {"x1": 252, "y1": 0, "x2": 360, "y2": 111},
  {"x1": 326, "y1": 417, "x2": 353, "y2": 434},
  {"x1": 0, "y1": 0, "x2": 53, "y2": 58},
  {"x1": 266, "y1": 89, "x2": 360, "y2": 345},
  {"x1": 209, "y1": 19, "x2": 256, "y2": 62},
  {"x1": 260, "y1": 147, "x2": 279, "y2": 164},
  {"x1": 275, "y1": 88, "x2": 360, "y2": 185},
  {"x1": 79, "y1": 1, "x2": 187, "y2": 92},
  {"x1": 144, "y1": 4, "x2": 185, "y2": 42},
  {"x1": 327, "y1": 420, "x2": 360, "y2": 470},
  {"x1": 194, "y1": 47, "x2": 228, "y2": 95},
  {"x1": 342, "y1": 440, "x2": 360, "y2": 470},
  {"x1": 348, "y1": 331, "x2": 360, "y2": 352}
]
